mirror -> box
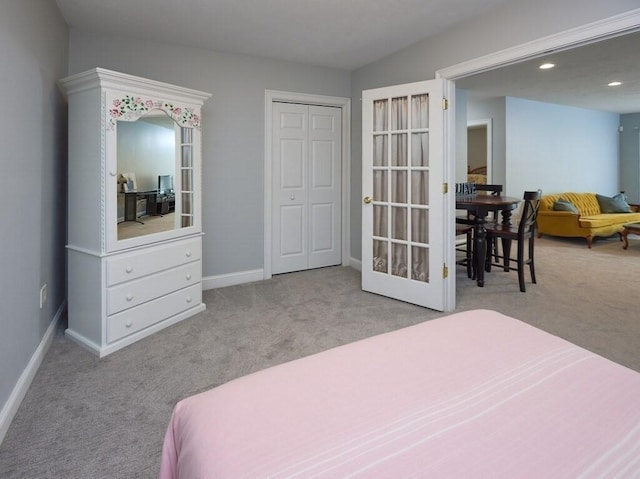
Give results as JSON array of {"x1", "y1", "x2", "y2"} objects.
[{"x1": 116, "y1": 110, "x2": 194, "y2": 240}]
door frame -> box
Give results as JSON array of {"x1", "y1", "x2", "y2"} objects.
[
  {"x1": 437, "y1": 8, "x2": 640, "y2": 311},
  {"x1": 264, "y1": 90, "x2": 351, "y2": 279}
]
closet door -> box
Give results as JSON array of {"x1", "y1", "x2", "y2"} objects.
[{"x1": 272, "y1": 102, "x2": 342, "y2": 274}]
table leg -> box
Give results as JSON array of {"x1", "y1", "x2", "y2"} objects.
[
  {"x1": 119, "y1": 193, "x2": 145, "y2": 225},
  {"x1": 473, "y1": 217, "x2": 487, "y2": 287},
  {"x1": 501, "y1": 209, "x2": 513, "y2": 226}
]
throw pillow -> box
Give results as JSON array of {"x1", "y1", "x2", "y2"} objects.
[
  {"x1": 553, "y1": 199, "x2": 579, "y2": 213},
  {"x1": 596, "y1": 193, "x2": 632, "y2": 213}
]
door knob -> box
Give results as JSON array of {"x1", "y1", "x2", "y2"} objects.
[{"x1": 363, "y1": 196, "x2": 372, "y2": 204}]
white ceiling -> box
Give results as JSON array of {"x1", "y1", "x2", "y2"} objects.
[
  {"x1": 55, "y1": 0, "x2": 511, "y2": 71},
  {"x1": 55, "y1": 1, "x2": 640, "y2": 114},
  {"x1": 456, "y1": 30, "x2": 640, "y2": 114}
]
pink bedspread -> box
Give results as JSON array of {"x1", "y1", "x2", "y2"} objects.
[{"x1": 159, "y1": 309, "x2": 640, "y2": 478}]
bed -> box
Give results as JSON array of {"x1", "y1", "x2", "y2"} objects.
[
  {"x1": 467, "y1": 165, "x2": 487, "y2": 185},
  {"x1": 159, "y1": 309, "x2": 640, "y2": 478}
]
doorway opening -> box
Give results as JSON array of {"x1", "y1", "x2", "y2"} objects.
[
  {"x1": 467, "y1": 119, "x2": 492, "y2": 184},
  {"x1": 437, "y1": 9, "x2": 640, "y2": 311}
]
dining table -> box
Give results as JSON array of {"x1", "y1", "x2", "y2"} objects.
[{"x1": 455, "y1": 194, "x2": 521, "y2": 287}]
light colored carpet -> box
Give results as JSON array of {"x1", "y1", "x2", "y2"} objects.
[
  {"x1": 118, "y1": 212, "x2": 176, "y2": 240},
  {"x1": 1, "y1": 234, "x2": 639, "y2": 478}
]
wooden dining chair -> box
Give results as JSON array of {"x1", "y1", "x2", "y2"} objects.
[
  {"x1": 454, "y1": 182, "x2": 476, "y2": 278},
  {"x1": 485, "y1": 190, "x2": 542, "y2": 292},
  {"x1": 455, "y1": 223, "x2": 474, "y2": 278}
]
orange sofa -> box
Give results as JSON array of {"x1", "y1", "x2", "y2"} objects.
[{"x1": 536, "y1": 192, "x2": 640, "y2": 248}]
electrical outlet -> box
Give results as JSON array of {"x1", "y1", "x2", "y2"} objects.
[{"x1": 40, "y1": 284, "x2": 47, "y2": 309}]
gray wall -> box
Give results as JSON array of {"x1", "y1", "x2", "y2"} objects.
[
  {"x1": 467, "y1": 95, "x2": 620, "y2": 199},
  {"x1": 350, "y1": 0, "x2": 640, "y2": 261},
  {"x1": 505, "y1": 97, "x2": 620, "y2": 197},
  {"x1": 68, "y1": 30, "x2": 351, "y2": 277},
  {"x1": 0, "y1": 1, "x2": 68, "y2": 420},
  {"x1": 620, "y1": 113, "x2": 640, "y2": 203}
]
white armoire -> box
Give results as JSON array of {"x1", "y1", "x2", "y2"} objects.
[{"x1": 59, "y1": 68, "x2": 211, "y2": 357}]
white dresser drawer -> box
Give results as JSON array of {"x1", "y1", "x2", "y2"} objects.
[
  {"x1": 106, "y1": 237, "x2": 201, "y2": 286},
  {"x1": 107, "y1": 261, "x2": 201, "y2": 315},
  {"x1": 107, "y1": 283, "x2": 202, "y2": 343}
]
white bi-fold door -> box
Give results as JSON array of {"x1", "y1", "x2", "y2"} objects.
[
  {"x1": 272, "y1": 102, "x2": 342, "y2": 274},
  {"x1": 362, "y1": 79, "x2": 445, "y2": 310}
]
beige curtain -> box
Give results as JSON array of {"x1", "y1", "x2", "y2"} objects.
[{"x1": 371, "y1": 95, "x2": 430, "y2": 281}]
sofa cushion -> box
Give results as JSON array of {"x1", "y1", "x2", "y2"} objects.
[
  {"x1": 540, "y1": 192, "x2": 601, "y2": 216},
  {"x1": 596, "y1": 193, "x2": 632, "y2": 213},
  {"x1": 553, "y1": 199, "x2": 579, "y2": 213},
  {"x1": 579, "y1": 213, "x2": 633, "y2": 228}
]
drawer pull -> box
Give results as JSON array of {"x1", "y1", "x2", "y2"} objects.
[
  {"x1": 186, "y1": 274, "x2": 192, "y2": 280},
  {"x1": 186, "y1": 296, "x2": 192, "y2": 303},
  {"x1": 125, "y1": 265, "x2": 133, "y2": 274},
  {"x1": 126, "y1": 293, "x2": 134, "y2": 301},
  {"x1": 125, "y1": 320, "x2": 133, "y2": 328},
  {"x1": 185, "y1": 250, "x2": 192, "y2": 258}
]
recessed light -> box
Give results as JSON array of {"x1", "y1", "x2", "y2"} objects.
[
  {"x1": 608, "y1": 81, "x2": 622, "y2": 87},
  {"x1": 539, "y1": 63, "x2": 555, "y2": 70}
]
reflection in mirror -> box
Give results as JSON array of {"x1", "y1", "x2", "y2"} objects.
[{"x1": 117, "y1": 111, "x2": 181, "y2": 240}]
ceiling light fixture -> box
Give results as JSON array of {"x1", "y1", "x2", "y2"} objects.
[
  {"x1": 539, "y1": 63, "x2": 555, "y2": 70},
  {"x1": 608, "y1": 81, "x2": 622, "y2": 87}
]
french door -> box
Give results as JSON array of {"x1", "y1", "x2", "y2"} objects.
[
  {"x1": 272, "y1": 102, "x2": 342, "y2": 274},
  {"x1": 362, "y1": 80, "x2": 445, "y2": 310}
]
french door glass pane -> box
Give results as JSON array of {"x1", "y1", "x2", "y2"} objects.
[
  {"x1": 373, "y1": 135, "x2": 388, "y2": 166},
  {"x1": 391, "y1": 134, "x2": 407, "y2": 166},
  {"x1": 411, "y1": 171, "x2": 429, "y2": 205},
  {"x1": 373, "y1": 100, "x2": 388, "y2": 132},
  {"x1": 373, "y1": 170, "x2": 388, "y2": 202},
  {"x1": 373, "y1": 240, "x2": 388, "y2": 273},
  {"x1": 391, "y1": 171, "x2": 407, "y2": 203},
  {"x1": 391, "y1": 97, "x2": 408, "y2": 130},
  {"x1": 181, "y1": 216, "x2": 193, "y2": 227},
  {"x1": 411, "y1": 94, "x2": 429, "y2": 128},
  {"x1": 391, "y1": 243, "x2": 407, "y2": 278},
  {"x1": 411, "y1": 132, "x2": 429, "y2": 166},
  {"x1": 391, "y1": 207, "x2": 407, "y2": 240},
  {"x1": 373, "y1": 205, "x2": 388, "y2": 237},
  {"x1": 411, "y1": 246, "x2": 428, "y2": 282},
  {"x1": 411, "y1": 208, "x2": 428, "y2": 244}
]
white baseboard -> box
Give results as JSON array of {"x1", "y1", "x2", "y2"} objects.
[
  {"x1": 0, "y1": 301, "x2": 66, "y2": 446},
  {"x1": 203, "y1": 262, "x2": 362, "y2": 291},
  {"x1": 202, "y1": 269, "x2": 265, "y2": 290},
  {"x1": 349, "y1": 257, "x2": 362, "y2": 271}
]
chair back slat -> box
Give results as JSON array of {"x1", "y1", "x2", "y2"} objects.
[
  {"x1": 455, "y1": 182, "x2": 476, "y2": 196},
  {"x1": 476, "y1": 184, "x2": 503, "y2": 196},
  {"x1": 519, "y1": 190, "x2": 542, "y2": 235}
]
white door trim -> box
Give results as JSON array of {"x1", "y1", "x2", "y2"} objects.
[
  {"x1": 264, "y1": 90, "x2": 351, "y2": 279},
  {"x1": 437, "y1": 8, "x2": 640, "y2": 311}
]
